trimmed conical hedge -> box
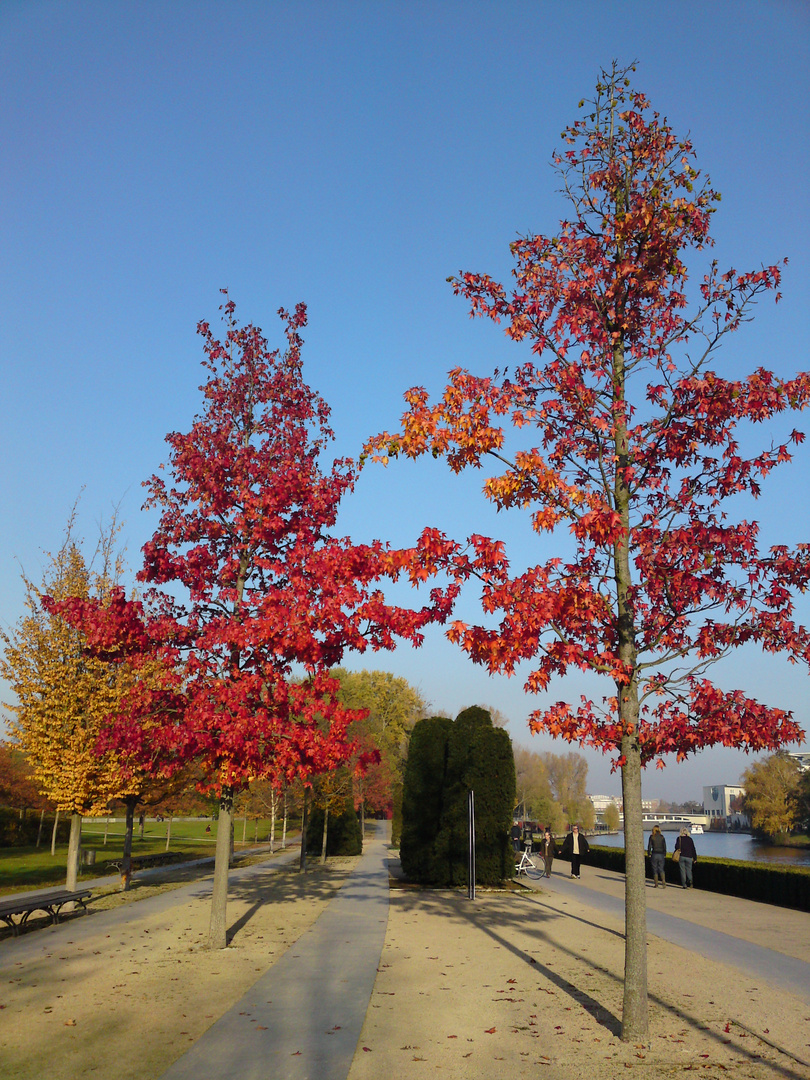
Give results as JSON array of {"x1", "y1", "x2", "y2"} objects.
[{"x1": 400, "y1": 707, "x2": 515, "y2": 886}]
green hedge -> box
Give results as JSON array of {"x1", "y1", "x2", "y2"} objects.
[
  {"x1": 305, "y1": 804, "x2": 363, "y2": 857},
  {"x1": 0, "y1": 809, "x2": 70, "y2": 848},
  {"x1": 400, "y1": 708, "x2": 515, "y2": 887},
  {"x1": 582, "y1": 843, "x2": 810, "y2": 912}
]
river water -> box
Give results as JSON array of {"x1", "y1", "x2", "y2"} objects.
[{"x1": 594, "y1": 830, "x2": 810, "y2": 868}]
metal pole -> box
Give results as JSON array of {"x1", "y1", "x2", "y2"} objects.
[{"x1": 468, "y1": 789, "x2": 476, "y2": 900}]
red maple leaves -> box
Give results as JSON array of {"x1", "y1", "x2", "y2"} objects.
[{"x1": 366, "y1": 67, "x2": 810, "y2": 768}]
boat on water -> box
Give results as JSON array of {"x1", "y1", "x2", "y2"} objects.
[{"x1": 690, "y1": 824, "x2": 704, "y2": 834}]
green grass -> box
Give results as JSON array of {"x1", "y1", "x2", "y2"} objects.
[{"x1": 0, "y1": 817, "x2": 299, "y2": 895}]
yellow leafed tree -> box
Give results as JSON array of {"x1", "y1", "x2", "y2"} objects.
[{"x1": 0, "y1": 510, "x2": 138, "y2": 889}]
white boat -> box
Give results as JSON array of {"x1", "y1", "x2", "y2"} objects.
[{"x1": 690, "y1": 824, "x2": 704, "y2": 834}]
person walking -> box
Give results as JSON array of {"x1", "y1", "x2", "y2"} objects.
[
  {"x1": 674, "y1": 827, "x2": 697, "y2": 889},
  {"x1": 540, "y1": 828, "x2": 557, "y2": 877},
  {"x1": 561, "y1": 824, "x2": 589, "y2": 879},
  {"x1": 647, "y1": 823, "x2": 667, "y2": 887}
]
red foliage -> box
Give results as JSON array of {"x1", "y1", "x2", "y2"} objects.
[
  {"x1": 367, "y1": 67, "x2": 810, "y2": 769},
  {"x1": 55, "y1": 296, "x2": 454, "y2": 799}
]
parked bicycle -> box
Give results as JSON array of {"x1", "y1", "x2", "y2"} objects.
[{"x1": 514, "y1": 847, "x2": 542, "y2": 879}]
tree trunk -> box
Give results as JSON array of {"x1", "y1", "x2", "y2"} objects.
[
  {"x1": 612, "y1": 331, "x2": 650, "y2": 1043},
  {"x1": 270, "y1": 789, "x2": 276, "y2": 851},
  {"x1": 321, "y1": 804, "x2": 329, "y2": 864},
  {"x1": 621, "y1": 739, "x2": 649, "y2": 1040},
  {"x1": 298, "y1": 789, "x2": 308, "y2": 872},
  {"x1": 121, "y1": 797, "x2": 137, "y2": 891},
  {"x1": 65, "y1": 813, "x2": 82, "y2": 892},
  {"x1": 165, "y1": 815, "x2": 173, "y2": 851},
  {"x1": 242, "y1": 813, "x2": 247, "y2": 843},
  {"x1": 254, "y1": 817, "x2": 258, "y2": 844},
  {"x1": 282, "y1": 790, "x2": 287, "y2": 849},
  {"x1": 51, "y1": 809, "x2": 59, "y2": 856},
  {"x1": 209, "y1": 790, "x2": 234, "y2": 949},
  {"x1": 103, "y1": 817, "x2": 109, "y2": 845},
  {"x1": 36, "y1": 808, "x2": 45, "y2": 848}
]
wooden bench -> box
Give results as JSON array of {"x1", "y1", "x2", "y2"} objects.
[
  {"x1": 104, "y1": 851, "x2": 184, "y2": 874},
  {"x1": 0, "y1": 889, "x2": 92, "y2": 936}
]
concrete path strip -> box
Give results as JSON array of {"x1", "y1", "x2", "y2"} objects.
[
  {"x1": 526, "y1": 869, "x2": 810, "y2": 1003},
  {"x1": 159, "y1": 823, "x2": 391, "y2": 1080}
]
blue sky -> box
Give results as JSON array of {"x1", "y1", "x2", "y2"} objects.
[{"x1": 1, "y1": 0, "x2": 808, "y2": 801}]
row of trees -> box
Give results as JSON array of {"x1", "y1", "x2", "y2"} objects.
[
  {"x1": 514, "y1": 746, "x2": 595, "y2": 831},
  {"x1": 3, "y1": 61, "x2": 809, "y2": 1041}
]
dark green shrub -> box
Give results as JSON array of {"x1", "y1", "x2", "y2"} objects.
[
  {"x1": 305, "y1": 804, "x2": 363, "y2": 857},
  {"x1": 433, "y1": 707, "x2": 516, "y2": 886},
  {"x1": 0, "y1": 809, "x2": 70, "y2": 848},
  {"x1": 399, "y1": 716, "x2": 452, "y2": 881},
  {"x1": 400, "y1": 708, "x2": 515, "y2": 886}
]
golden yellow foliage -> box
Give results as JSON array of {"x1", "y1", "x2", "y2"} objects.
[{"x1": 0, "y1": 513, "x2": 138, "y2": 815}]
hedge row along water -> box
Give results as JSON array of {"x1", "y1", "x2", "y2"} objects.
[{"x1": 574, "y1": 843, "x2": 810, "y2": 912}]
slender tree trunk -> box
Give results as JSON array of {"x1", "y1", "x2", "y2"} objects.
[
  {"x1": 103, "y1": 817, "x2": 109, "y2": 845},
  {"x1": 121, "y1": 797, "x2": 137, "y2": 891},
  {"x1": 242, "y1": 813, "x2": 247, "y2": 843},
  {"x1": 613, "y1": 332, "x2": 649, "y2": 1042},
  {"x1": 36, "y1": 808, "x2": 45, "y2": 848},
  {"x1": 299, "y1": 789, "x2": 308, "y2": 872},
  {"x1": 321, "y1": 804, "x2": 329, "y2": 864},
  {"x1": 165, "y1": 815, "x2": 173, "y2": 851},
  {"x1": 51, "y1": 809, "x2": 59, "y2": 856},
  {"x1": 270, "y1": 788, "x2": 276, "y2": 851},
  {"x1": 282, "y1": 790, "x2": 287, "y2": 849},
  {"x1": 254, "y1": 817, "x2": 258, "y2": 844},
  {"x1": 209, "y1": 789, "x2": 234, "y2": 949},
  {"x1": 621, "y1": 738, "x2": 648, "y2": 1040},
  {"x1": 65, "y1": 813, "x2": 82, "y2": 892}
]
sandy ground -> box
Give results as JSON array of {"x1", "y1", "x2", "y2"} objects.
[{"x1": 1, "y1": 849, "x2": 809, "y2": 1080}]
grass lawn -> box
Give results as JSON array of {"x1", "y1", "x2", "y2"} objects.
[{"x1": 0, "y1": 816, "x2": 299, "y2": 895}]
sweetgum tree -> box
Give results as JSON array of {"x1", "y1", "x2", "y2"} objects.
[
  {"x1": 131, "y1": 296, "x2": 452, "y2": 948},
  {"x1": 368, "y1": 65, "x2": 810, "y2": 1039}
]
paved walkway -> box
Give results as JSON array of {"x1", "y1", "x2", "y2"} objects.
[
  {"x1": 3, "y1": 832, "x2": 808, "y2": 1079},
  {"x1": 518, "y1": 862, "x2": 810, "y2": 1003},
  {"x1": 159, "y1": 822, "x2": 390, "y2": 1080}
]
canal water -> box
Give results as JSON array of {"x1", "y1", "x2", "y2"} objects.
[{"x1": 594, "y1": 830, "x2": 810, "y2": 868}]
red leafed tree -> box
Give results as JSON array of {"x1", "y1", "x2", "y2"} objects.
[
  {"x1": 367, "y1": 64, "x2": 810, "y2": 1039},
  {"x1": 133, "y1": 295, "x2": 453, "y2": 948}
]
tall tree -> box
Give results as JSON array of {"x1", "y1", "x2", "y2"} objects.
[
  {"x1": 0, "y1": 513, "x2": 135, "y2": 888},
  {"x1": 741, "y1": 752, "x2": 801, "y2": 839},
  {"x1": 332, "y1": 668, "x2": 427, "y2": 821},
  {"x1": 367, "y1": 65, "x2": 809, "y2": 1039},
  {"x1": 131, "y1": 296, "x2": 453, "y2": 948}
]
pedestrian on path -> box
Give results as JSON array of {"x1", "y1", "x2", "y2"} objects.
[
  {"x1": 648, "y1": 823, "x2": 667, "y2": 887},
  {"x1": 540, "y1": 828, "x2": 557, "y2": 877},
  {"x1": 674, "y1": 827, "x2": 697, "y2": 888},
  {"x1": 561, "y1": 824, "x2": 589, "y2": 878}
]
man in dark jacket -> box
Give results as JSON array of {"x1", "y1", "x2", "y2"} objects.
[{"x1": 561, "y1": 824, "x2": 589, "y2": 878}]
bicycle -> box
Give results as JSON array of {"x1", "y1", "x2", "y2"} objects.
[{"x1": 514, "y1": 846, "x2": 543, "y2": 879}]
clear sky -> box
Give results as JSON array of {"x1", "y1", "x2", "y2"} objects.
[{"x1": 2, "y1": 0, "x2": 808, "y2": 801}]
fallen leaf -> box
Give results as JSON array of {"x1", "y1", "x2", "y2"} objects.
[
  {"x1": 362, "y1": 1047, "x2": 372, "y2": 1052},
  {"x1": 484, "y1": 1027, "x2": 496, "y2": 1034}
]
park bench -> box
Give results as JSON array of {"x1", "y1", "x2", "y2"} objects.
[
  {"x1": 104, "y1": 851, "x2": 185, "y2": 874},
  {"x1": 0, "y1": 888, "x2": 92, "y2": 936}
]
